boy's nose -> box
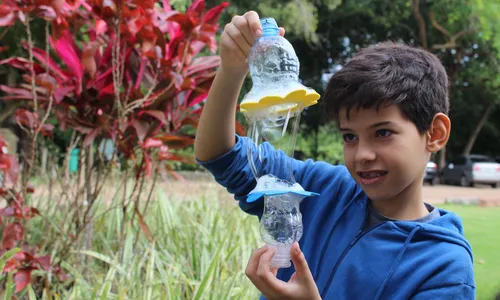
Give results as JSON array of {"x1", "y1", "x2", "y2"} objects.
[{"x1": 354, "y1": 144, "x2": 377, "y2": 164}]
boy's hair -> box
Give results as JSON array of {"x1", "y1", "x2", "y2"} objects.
[{"x1": 324, "y1": 41, "x2": 449, "y2": 134}]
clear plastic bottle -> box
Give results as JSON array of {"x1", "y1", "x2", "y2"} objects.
[
  {"x1": 241, "y1": 18, "x2": 320, "y2": 268},
  {"x1": 247, "y1": 17, "x2": 301, "y2": 114},
  {"x1": 260, "y1": 193, "x2": 304, "y2": 268},
  {"x1": 244, "y1": 18, "x2": 303, "y2": 182}
]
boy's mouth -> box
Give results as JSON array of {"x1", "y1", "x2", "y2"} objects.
[{"x1": 357, "y1": 170, "x2": 388, "y2": 185}]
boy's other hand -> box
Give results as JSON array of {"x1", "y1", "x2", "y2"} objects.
[
  {"x1": 245, "y1": 242, "x2": 321, "y2": 300},
  {"x1": 220, "y1": 11, "x2": 285, "y2": 76}
]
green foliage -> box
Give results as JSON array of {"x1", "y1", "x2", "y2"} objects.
[
  {"x1": 295, "y1": 122, "x2": 344, "y2": 164},
  {"x1": 208, "y1": 0, "x2": 341, "y2": 43},
  {"x1": 471, "y1": 0, "x2": 500, "y2": 54},
  {"x1": 2, "y1": 190, "x2": 262, "y2": 299},
  {"x1": 438, "y1": 204, "x2": 500, "y2": 300}
]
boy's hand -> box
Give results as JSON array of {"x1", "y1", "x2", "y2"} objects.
[
  {"x1": 245, "y1": 242, "x2": 321, "y2": 300},
  {"x1": 219, "y1": 11, "x2": 285, "y2": 76}
]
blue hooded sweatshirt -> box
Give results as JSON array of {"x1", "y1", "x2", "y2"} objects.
[{"x1": 198, "y1": 135, "x2": 475, "y2": 299}]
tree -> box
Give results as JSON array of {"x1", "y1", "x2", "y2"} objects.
[{"x1": 0, "y1": 0, "x2": 228, "y2": 293}]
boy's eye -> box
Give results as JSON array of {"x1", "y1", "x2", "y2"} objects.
[
  {"x1": 376, "y1": 129, "x2": 393, "y2": 138},
  {"x1": 342, "y1": 134, "x2": 357, "y2": 142}
]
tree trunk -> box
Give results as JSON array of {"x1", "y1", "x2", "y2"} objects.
[
  {"x1": 411, "y1": 0, "x2": 428, "y2": 50},
  {"x1": 41, "y1": 144, "x2": 48, "y2": 176},
  {"x1": 462, "y1": 101, "x2": 495, "y2": 156},
  {"x1": 438, "y1": 146, "x2": 447, "y2": 170}
]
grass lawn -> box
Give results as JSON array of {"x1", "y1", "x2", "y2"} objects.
[{"x1": 438, "y1": 204, "x2": 500, "y2": 300}]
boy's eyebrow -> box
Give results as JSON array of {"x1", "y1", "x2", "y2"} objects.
[{"x1": 339, "y1": 121, "x2": 393, "y2": 132}]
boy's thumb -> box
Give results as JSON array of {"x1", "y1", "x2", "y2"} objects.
[{"x1": 290, "y1": 242, "x2": 314, "y2": 282}]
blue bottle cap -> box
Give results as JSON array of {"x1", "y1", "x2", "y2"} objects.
[{"x1": 260, "y1": 17, "x2": 279, "y2": 37}]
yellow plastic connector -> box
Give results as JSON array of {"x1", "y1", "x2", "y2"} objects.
[{"x1": 240, "y1": 88, "x2": 321, "y2": 113}]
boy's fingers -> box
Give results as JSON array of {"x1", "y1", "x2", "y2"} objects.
[
  {"x1": 279, "y1": 27, "x2": 285, "y2": 36},
  {"x1": 231, "y1": 15, "x2": 254, "y2": 48},
  {"x1": 224, "y1": 23, "x2": 252, "y2": 56},
  {"x1": 290, "y1": 242, "x2": 314, "y2": 283},
  {"x1": 245, "y1": 245, "x2": 269, "y2": 277},
  {"x1": 254, "y1": 247, "x2": 287, "y2": 294},
  {"x1": 243, "y1": 11, "x2": 262, "y2": 37}
]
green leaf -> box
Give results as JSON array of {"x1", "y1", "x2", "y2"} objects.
[
  {"x1": 0, "y1": 247, "x2": 21, "y2": 271},
  {"x1": 4, "y1": 271, "x2": 14, "y2": 300},
  {"x1": 74, "y1": 250, "x2": 126, "y2": 275},
  {"x1": 28, "y1": 284, "x2": 37, "y2": 300},
  {"x1": 193, "y1": 234, "x2": 228, "y2": 300}
]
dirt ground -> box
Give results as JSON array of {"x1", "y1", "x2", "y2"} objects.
[
  {"x1": 151, "y1": 176, "x2": 500, "y2": 206},
  {"x1": 30, "y1": 172, "x2": 500, "y2": 207}
]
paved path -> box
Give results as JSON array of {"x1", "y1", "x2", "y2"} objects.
[{"x1": 423, "y1": 184, "x2": 500, "y2": 206}]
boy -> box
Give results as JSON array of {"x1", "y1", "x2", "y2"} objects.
[{"x1": 194, "y1": 11, "x2": 475, "y2": 300}]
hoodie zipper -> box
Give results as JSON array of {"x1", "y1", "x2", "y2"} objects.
[{"x1": 320, "y1": 221, "x2": 385, "y2": 298}]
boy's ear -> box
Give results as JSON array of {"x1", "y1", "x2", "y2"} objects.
[{"x1": 426, "y1": 113, "x2": 451, "y2": 153}]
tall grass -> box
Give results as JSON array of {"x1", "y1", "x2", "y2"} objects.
[{"x1": 1, "y1": 191, "x2": 263, "y2": 299}]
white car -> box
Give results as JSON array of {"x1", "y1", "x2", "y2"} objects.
[
  {"x1": 441, "y1": 154, "x2": 500, "y2": 188},
  {"x1": 424, "y1": 161, "x2": 438, "y2": 185}
]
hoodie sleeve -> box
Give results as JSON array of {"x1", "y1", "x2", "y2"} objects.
[
  {"x1": 197, "y1": 135, "x2": 316, "y2": 216},
  {"x1": 411, "y1": 283, "x2": 475, "y2": 300}
]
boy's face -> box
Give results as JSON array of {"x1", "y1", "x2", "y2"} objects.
[{"x1": 339, "y1": 105, "x2": 428, "y2": 202}]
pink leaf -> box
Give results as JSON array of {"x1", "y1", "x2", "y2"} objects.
[
  {"x1": 167, "y1": 13, "x2": 194, "y2": 32},
  {"x1": 3, "y1": 257, "x2": 19, "y2": 272},
  {"x1": 143, "y1": 138, "x2": 163, "y2": 148},
  {"x1": 135, "y1": 57, "x2": 147, "y2": 90},
  {"x1": 36, "y1": 5, "x2": 57, "y2": 20},
  {"x1": 188, "y1": 92, "x2": 207, "y2": 107},
  {"x1": 96, "y1": 19, "x2": 107, "y2": 35},
  {"x1": 83, "y1": 127, "x2": 102, "y2": 147},
  {"x1": 138, "y1": 110, "x2": 167, "y2": 124},
  {"x1": 50, "y1": 32, "x2": 83, "y2": 80},
  {"x1": 0, "y1": 12, "x2": 15, "y2": 26},
  {"x1": 2, "y1": 222, "x2": 23, "y2": 250},
  {"x1": 0, "y1": 155, "x2": 19, "y2": 186},
  {"x1": 1, "y1": 207, "x2": 15, "y2": 217},
  {"x1": 186, "y1": 0, "x2": 205, "y2": 19},
  {"x1": 54, "y1": 87, "x2": 73, "y2": 103},
  {"x1": 0, "y1": 85, "x2": 35, "y2": 100},
  {"x1": 98, "y1": 83, "x2": 114, "y2": 98},
  {"x1": 185, "y1": 56, "x2": 220, "y2": 76},
  {"x1": 40, "y1": 124, "x2": 55, "y2": 136},
  {"x1": 132, "y1": 119, "x2": 149, "y2": 142},
  {"x1": 82, "y1": 41, "x2": 100, "y2": 78},
  {"x1": 35, "y1": 255, "x2": 51, "y2": 271},
  {"x1": 0, "y1": 57, "x2": 45, "y2": 74},
  {"x1": 203, "y1": 2, "x2": 229, "y2": 24},
  {"x1": 162, "y1": 0, "x2": 172, "y2": 12},
  {"x1": 30, "y1": 46, "x2": 69, "y2": 81},
  {"x1": 143, "y1": 152, "x2": 153, "y2": 178},
  {"x1": 15, "y1": 109, "x2": 38, "y2": 129},
  {"x1": 13, "y1": 268, "x2": 32, "y2": 293}
]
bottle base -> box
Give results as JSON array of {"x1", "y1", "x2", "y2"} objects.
[{"x1": 269, "y1": 243, "x2": 292, "y2": 268}]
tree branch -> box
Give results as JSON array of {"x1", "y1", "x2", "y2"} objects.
[
  {"x1": 411, "y1": 0, "x2": 428, "y2": 50},
  {"x1": 432, "y1": 29, "x2": 477, "y2": 50},
  {"x1": 429, "y1": 10, "x2": 450, "y2": 38}
]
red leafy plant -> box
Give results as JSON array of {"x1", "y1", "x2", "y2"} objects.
[
  {"x1": 0, "y1": 0, "x2": 232, "y2": 294},
  {"x1": 0, "y1": 135, "x2": 67, "y2": 293}
]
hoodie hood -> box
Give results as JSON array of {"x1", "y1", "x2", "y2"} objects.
[{"x1": 393, "y1": 208, "x2": 474, "y2": 262}]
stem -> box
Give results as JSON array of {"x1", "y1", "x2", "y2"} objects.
[
  {"x1": 132, "y1": 166, "x2": 147, "y2": 247},
  {"x1": 134, "y1": 169, "x2": 157, "y2": 246},
  {"x1": 21, "y1": 15, "x2": 39, "y2": 201},
  {"x1": 25, "y1": 15, "x2": 38, "y2": 113}
]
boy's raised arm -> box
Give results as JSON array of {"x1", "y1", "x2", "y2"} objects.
[
  {"x1": 194, "y1": 67, "x2": 245, "y2": 162},
  {"x1": 194, "y1": 11, "x2": 284, "y2": 162}
]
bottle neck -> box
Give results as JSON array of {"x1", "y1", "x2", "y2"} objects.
[{"x1": 262, "y1": 28, "x2": 279, "y2": 37}]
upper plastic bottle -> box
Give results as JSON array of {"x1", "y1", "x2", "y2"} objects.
[{"x1": 247, "y1": 18, "x2": 300, "y2": 91}]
